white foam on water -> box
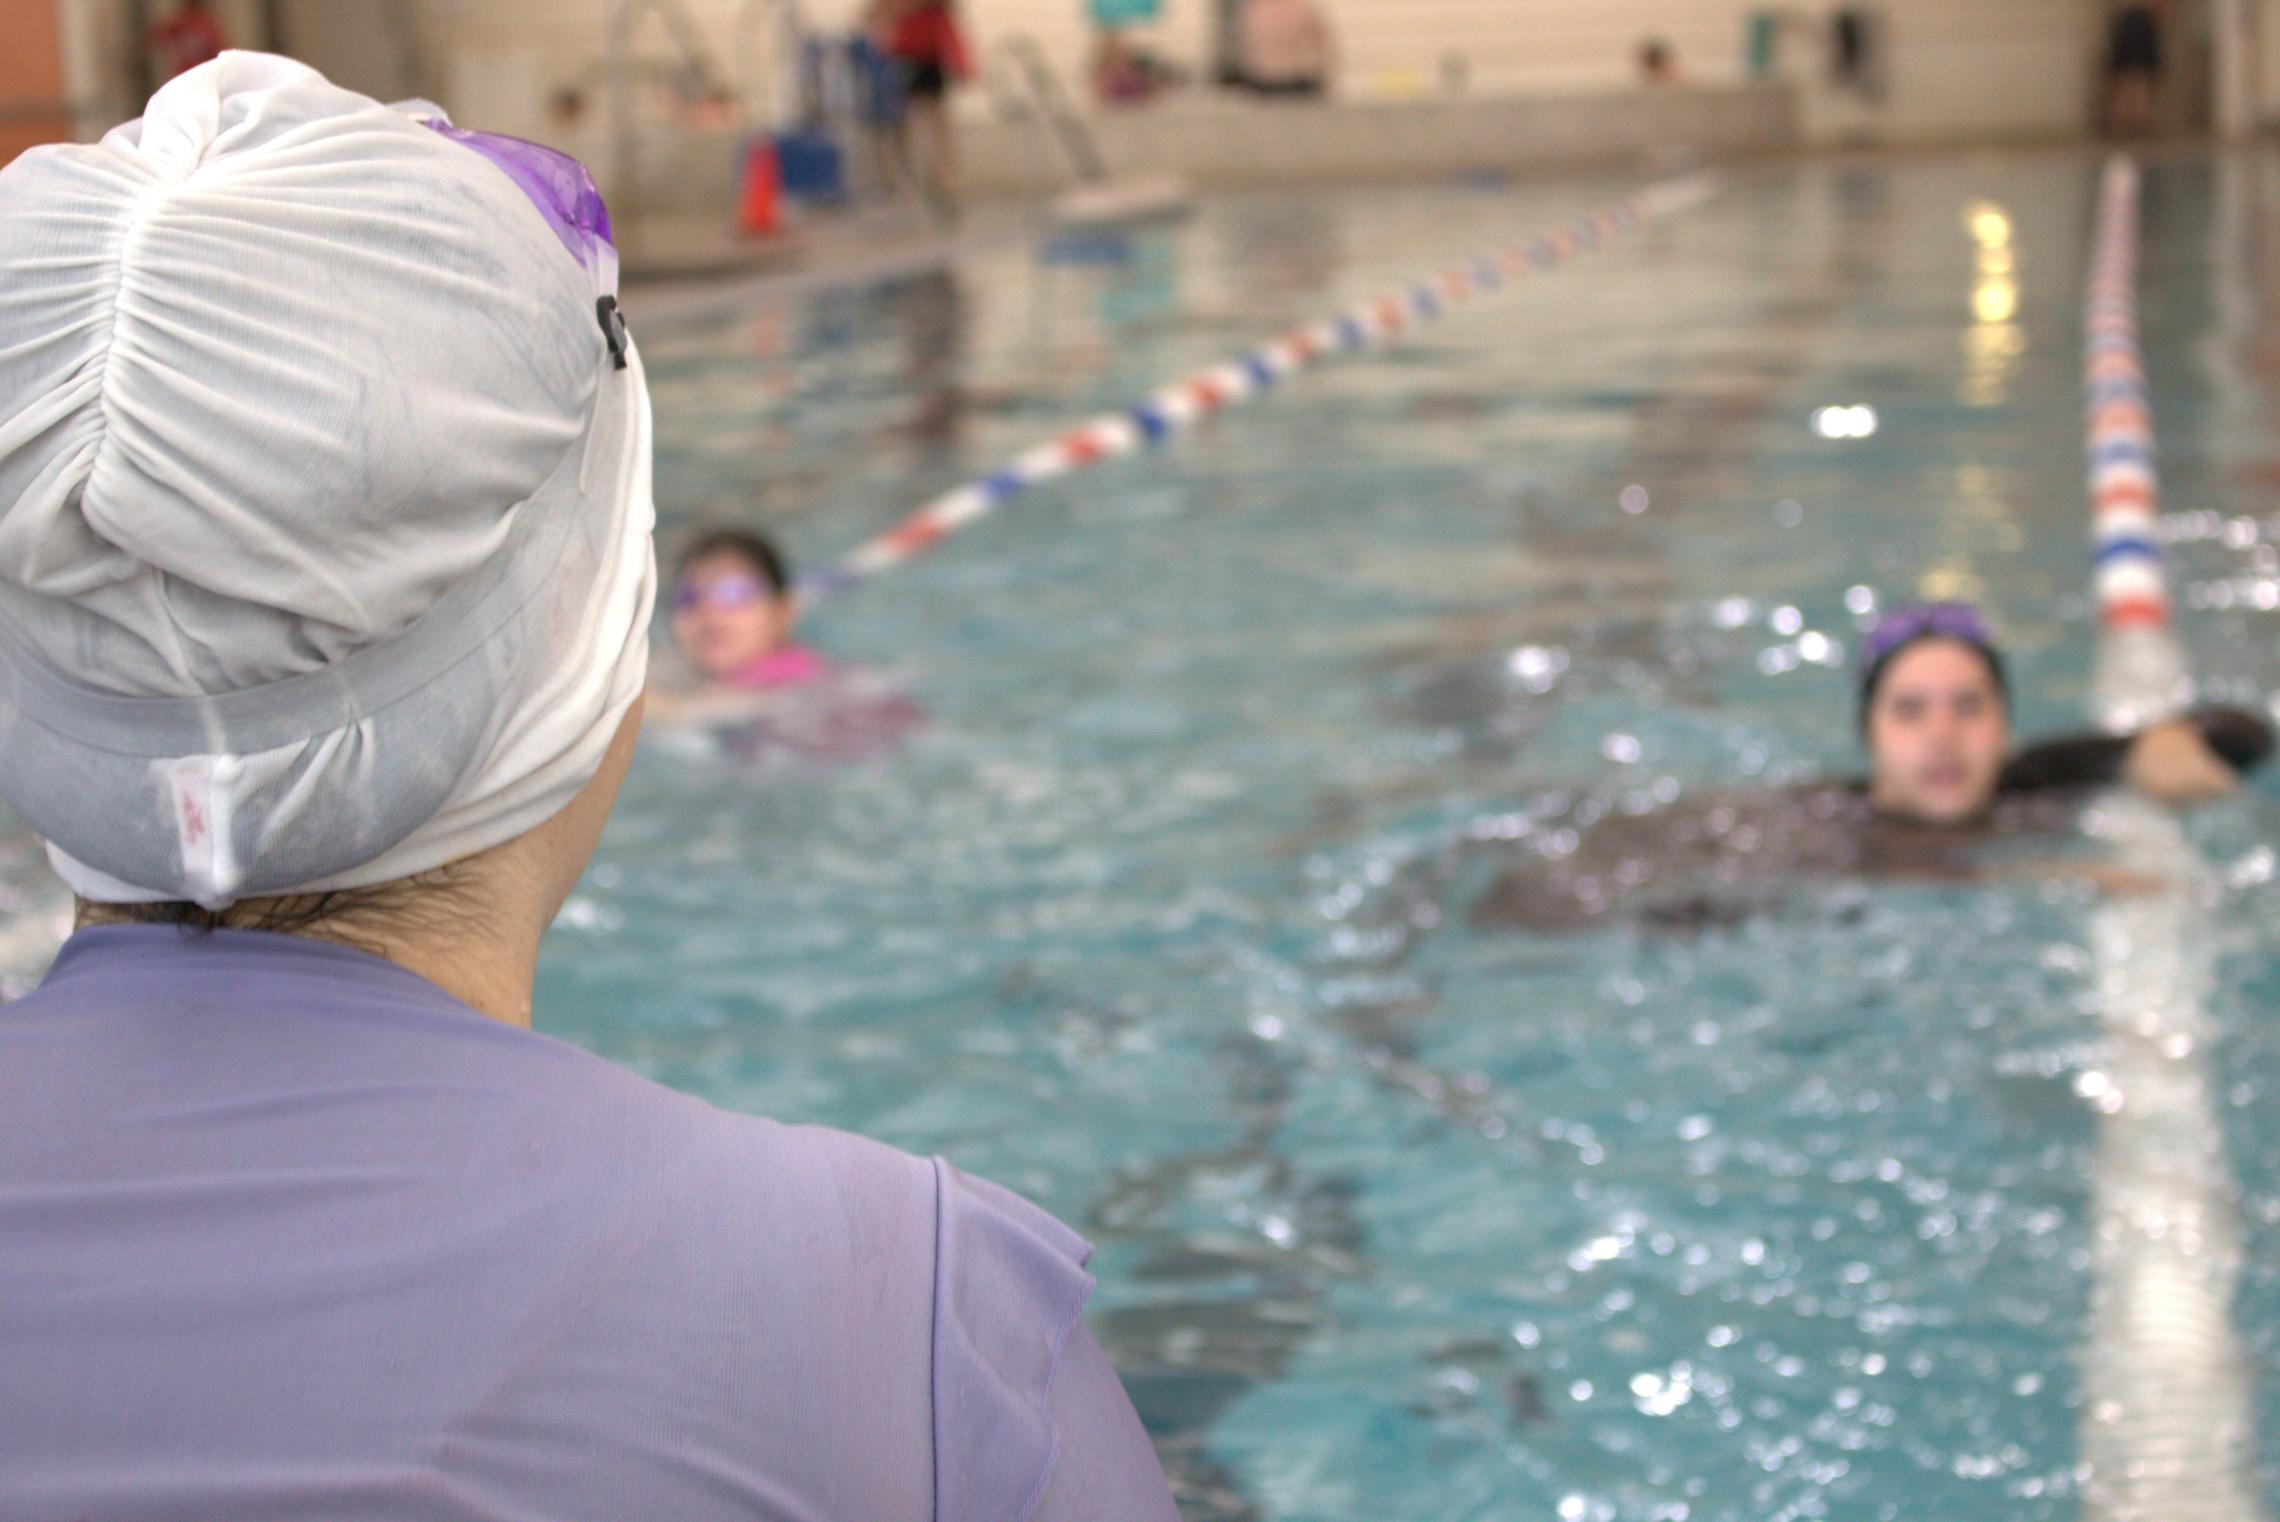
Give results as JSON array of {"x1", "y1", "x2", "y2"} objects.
[{"x1": 2079, "y1": 794, "x2": 2263, "y2": 1522}]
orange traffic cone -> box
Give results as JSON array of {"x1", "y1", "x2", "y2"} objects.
[{"x1": 738, "y1": 138, "x2": 780, "y2": 237}]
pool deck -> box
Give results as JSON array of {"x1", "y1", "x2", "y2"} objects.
[
  {"x1": 621, "y1": 197, "x2": 1038, "y2": 323},
  {"x1": 615, "y1": 84, "x2": 1798, "y2": 286},
  {"x1": 619, "y1": 135, "x2": 2212, "y2": 309}
]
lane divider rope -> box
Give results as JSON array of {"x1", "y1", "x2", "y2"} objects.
[
  {"x1": 798, "y1": 172, "x2": 1723, "y2": 604},
  {"x1": 2085, "y1": 156, "x2": 2171, "y2": 635},
  {"x1": 2076, "y1": 154, "x2": 2266, "y2": 1522}
]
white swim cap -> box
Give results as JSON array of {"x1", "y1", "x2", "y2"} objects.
[{"x1": 0, "y1": 52, "x2": 655, "y2": 908}]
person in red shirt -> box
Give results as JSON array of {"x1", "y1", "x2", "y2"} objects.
[
  {"x1": 149, "y1": 0, "x2": 225, "y2": 81},
  {"x1": 868, "y1": 0, "x2": 970, "y2": 212}
]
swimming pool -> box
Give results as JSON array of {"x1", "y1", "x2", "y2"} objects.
[{"x1": 12, "y1": 148, "x2": 2280, "y2": 1517}]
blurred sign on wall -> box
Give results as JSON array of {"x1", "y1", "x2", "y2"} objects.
[{"x1": 1089, "y1": 0, "x2": 1162, "y2": 25}]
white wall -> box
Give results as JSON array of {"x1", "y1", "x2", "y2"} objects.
[
  {"x1": 2253, "y1": 0, "x2": 2280, "y2": 128},
  {"x1": 401, "y1": 0, "x2": 2103, "y2": 157},
  {"x1": 277, "y1": 0, "x2": 418, "y2": 105},
  {"x1": 55, "y1": 0, "x2": 136, "y2": 133},
  {"x1": 856, "y1": 0, "x2": 2105, "y2": 145},
  {"x1": 56, "y1": 0, "x2": 274, "y2": 134},
  {"x1": 35, "y1": 0, "x2": 2152, "y2": 151}
]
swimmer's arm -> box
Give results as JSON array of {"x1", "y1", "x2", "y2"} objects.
[
  {"x1": 1998, "y1": 733, "x2": 2131, "y2": 795},
  {"x1": 638, "y1": 683, "x2": 792, "y2": 730},
  {"x1": 1858, "y1": 851, "x2": 2164, "y2": 896},
  {"x1": 2002, "y1": 860, "x2": 2173, "y2": 896},
  {"x1": 2002, "y1": 708, "x2": 2274, "y2": 804},
  {"x1": 2123, "y1": 720, "x2": 2243, "y2": 804}
]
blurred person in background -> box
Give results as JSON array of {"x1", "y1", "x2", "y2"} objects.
[
  {"x1": 666, "y1": 529, "x2": 824, "y2": 692},
  {"x1": 1637, "y1": 38, "x2": 1679, "y2": 87},
  {"x1": 1238, "y1": 0, "x2": 1335, "y2": 98},
  {"x1": 1846, "y1": 602, "x2": 2254, "y2": 825},
  {"x1": 869, "y1": 0, "x2": 972, "y2": 211},
  {"x1": 2103, "y1": 0, "x2": 2166, "y2": 137},
  {"x1": 651, "y1": 528, "x2": 926, "y2": 759},
  {"x1": 1470, "y1": 602, "x2": 2271, "y2": 933},
  {"x1": 147, "y1": 0, "x2": 224, "y2": 80},
  {"x1": 1095, "y1": 28, "x2": 1182, "y2": 107}
]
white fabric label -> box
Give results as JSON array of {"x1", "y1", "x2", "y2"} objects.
[{"x1": 169, "y1": 756, "x2": 242, "y2": 908}]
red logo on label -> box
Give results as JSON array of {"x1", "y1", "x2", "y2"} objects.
[{"x1": 178, "y1": 789, "x2": 207, "y2": 846}]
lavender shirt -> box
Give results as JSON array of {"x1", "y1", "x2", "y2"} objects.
[{"x1": 0, "y1": 927, "x2": 1178, "y2": 1522}]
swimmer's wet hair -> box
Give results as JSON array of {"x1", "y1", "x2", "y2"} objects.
[{"x1": 676, "y1": 529, "x2": 791, "y2": 598}]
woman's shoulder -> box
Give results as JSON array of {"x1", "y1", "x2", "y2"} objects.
[
  {"x1": 581, "y1": 1079, "x2": 1093, "y2": 1348},
  {"x1": 681, "y1": 1117, "x2": 1093, "y2": 1327},
  {"x1": 927, "y1": 1159, "x2": 1101, "y2": 1522},
  {"x1": 649, "y1": 1119, "x2": 1100, "y2": 1518}
]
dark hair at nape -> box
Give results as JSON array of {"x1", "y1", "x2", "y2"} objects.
[
  {"x1": 675, "y1": 528, "x2": 792, "y2": 598},
  {"x1": 1858, "y1": 633, "x2": 2009, "y2": 734}
]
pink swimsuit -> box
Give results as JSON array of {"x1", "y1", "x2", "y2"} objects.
[
  {"x1": 708, "y1": 646, "x2": 925, "y2": 762},
  {"x1": 722, "y1": 646, "x2": 831, "y2": 690}
]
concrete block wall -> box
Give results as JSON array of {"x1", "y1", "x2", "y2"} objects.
[
  {"x1": 3, "y1": 0, "x2": 71, "y2": 164},
  {"x1": 52, "y1": 0, "x2": 2274, "y2": 156},
  {"x1": 960, "y1": 84, "x2": 1799, "y2": 197},
  {"x1": 401, "y1": 0, "x2": 2107, "y2": 159}
]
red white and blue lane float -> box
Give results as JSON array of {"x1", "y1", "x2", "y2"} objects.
[
  {"x1": 2075, "y1": 155, "x2": 2263, "y2": 1519},
  {"x1": 2085, "y1": 157, "x2": 2168, "y2": 636},
  {"x1": 799, "y1": 171, "x2": 1722, "y2": 604},
  {"x1": 2084, "y1": 156, "x2": 2194, "y2": 731}
]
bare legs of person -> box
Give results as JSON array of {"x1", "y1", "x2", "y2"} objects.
[
  {"x1": 2106, "y1": 72, "x2": 2158, "y2": 137},
  {"x1": 905, "y1": 94, "x2": 958, "y2": 218}
]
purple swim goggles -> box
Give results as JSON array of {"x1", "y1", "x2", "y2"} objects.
[
  {"x1": 1858, "y1": 601, "x2": 2008, "y2": 726},
  {"x1": 421, "y1": 119, "x2": 628, "y2": 370},
  {"x1": 671, "y1": 574, "x2": 774, "y2": 615},
  {"x1": 1861, "y1": 601, "x2": 1998, "y2": 671}
]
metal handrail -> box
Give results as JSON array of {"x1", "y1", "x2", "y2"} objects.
[
  {"x1": 605, "y1": 0, "x2": 737, "y2": 207},
  {"x1": 732, "y1": 0, "x2": 804, "y2": 132},
  {"x1": 993, "y1": 34, "x2": 1106, "y2": 185}
]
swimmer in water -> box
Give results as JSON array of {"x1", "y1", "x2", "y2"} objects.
[
  {"x1": 1852, "y1": 600, "x2": 2261, "y2": 822},
  {"x1": 648, "y1": 529, "x2": 922, "y2": 757},
  {"x1": 645, "y1": 529, "x2": 833, "y2": 730},
  {"x1": 1471, "y1": 601, "x2": 2273, "y2": 933},
  {"x1": 668, "y1": 529, "x2": 829, "y2": 691}
]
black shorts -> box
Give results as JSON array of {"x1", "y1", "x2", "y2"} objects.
[
  {"x1": 904, "y1": 60, "x2": 950, "y2": 99},
  {"x1": 2109, "y1": 8, "x2": 2162, "y2": 75}
]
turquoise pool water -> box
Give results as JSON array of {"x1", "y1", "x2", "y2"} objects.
[{"x1": 12, "y1": 150, "x2": 2280, "y2": 1517}]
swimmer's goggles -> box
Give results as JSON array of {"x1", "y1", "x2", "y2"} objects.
[
  {"x1": 1861, "y1": 601, "x2": 1997, "y2": 671},
  {"x1": 421, "y1": 120, "x2": 629, "y2": 370},
  {"x1": 672, "y1": 574, "x2": 778, "y2": 614},
  {"x1": 1858, "y1": 600, "x2": 2008, "y2": 728}
]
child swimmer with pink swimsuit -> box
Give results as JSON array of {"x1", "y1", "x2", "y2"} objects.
[
  {"x1": 651, "y1": 530, "x2": 921, "y2": 759},
  {"x1": 670, "y1": 530, "x2": 831, "y2": 691}
]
